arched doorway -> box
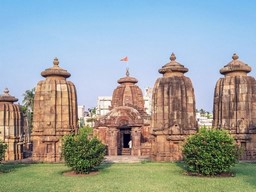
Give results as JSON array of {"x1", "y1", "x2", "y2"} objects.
[{"x1": 118, "y1": 127, "x2": 132, "y2": 155}]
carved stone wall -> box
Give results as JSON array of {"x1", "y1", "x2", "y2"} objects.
[
  {"x1": 32, "y1": 58, "x2": 77, "y2": 162},
  {"x1": 0, "y1": 88, "x2": 24, "y2": 160},
  {"x1": 213, "y1": 54, "x2": 256, "y2": 160},
  {"x1": 151, "y1": 53, "x2": 197, "y2": 161}
]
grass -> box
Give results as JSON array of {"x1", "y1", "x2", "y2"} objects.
[{"x1": 0, "y1": 162, "x2": 256, "y2": 192}]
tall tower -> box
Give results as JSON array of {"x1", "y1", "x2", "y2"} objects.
[
  {"x1": 32, "y1": 58, "x2": 77, "y2": 162},
  {"x1": 0, "y1": 88, "x2": 24, "y2": 160},
  {"x1": 213, "y1": 53, "x2": 256, "y2": 160},
  {"x1": 151, "y1": 53, "x2": 197, "y2": 161}
]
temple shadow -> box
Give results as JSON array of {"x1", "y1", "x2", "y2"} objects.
[
  {"x1": 0, "y1": 162, "x2": 30, "y2": 173},
  {"x1": 175, "y1": 161, "x2": 186, "y2": 171},
  {"x1": 97, "y1": 161, "x2": 113, "y2": 170},
  {"x1": 234, "y1": 162, "x2": 256, "y2": 187}
]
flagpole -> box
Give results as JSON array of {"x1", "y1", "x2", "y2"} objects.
[{"x1": 120, "y1": 56, "x2": 129, "y2": 76}]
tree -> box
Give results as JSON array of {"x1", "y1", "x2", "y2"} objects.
[
  {"x1": 0, "y1": 141, "x2": 7, "y2": 162},
  {"x1": 183, "y1": 128, "x2": 239, "y2": 176},
  {"x1": 22, "y1": 88, "x2": 35, "y2": 144},
  {"x1": 62, "y1": 127, "x2": 106, "y2": 174},
  {"x1": 22, "y1": 88, "x2": 35, "y2": 113}
]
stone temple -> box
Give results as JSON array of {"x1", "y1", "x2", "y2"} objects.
[
  {"x1": 31, "y1": 58, "x2": 78, "y2": 162},
  {"x1": 151, "y1": 53, "x2": 197, "y2": 161},
  {"x1": 94, "y1": 69, "x2": 151, "y2": 156},
  {"x1": 213, "y1": 53, "x2": 256, "y2": 160},
  {"x1": 0, "y1": 88, "x2": 24, "y2": 160}
]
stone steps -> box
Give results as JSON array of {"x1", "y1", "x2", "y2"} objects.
[
  {"x1": 104, "y1": 155, "x2": 150, "y2": 163},
  {"x1": 121, "y1": 148, "x2": 131, "y2": 155}
]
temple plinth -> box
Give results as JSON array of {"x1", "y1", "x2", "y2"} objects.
[
  {"x1": 151, "y1": 53, "x2": 197, "y2": 161},
  {"x1": 31, "y1": 58, "x2": 78, "y2": 162},
  {"x1": 213, "y1": 53, "x2": 256, "y2": 160},
  {"x1": 0, "y1": 88, "x2": 24, "y2": 160}
]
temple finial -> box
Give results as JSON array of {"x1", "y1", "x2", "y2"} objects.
[
  {"x1": 170, "y1": 52, "x2": 176, "y2": 61},
  {"x1": 126, "y1": 68, "x2": 130, "y2": 77},
  {"x1": 53, "y1": 57, "x2": 59, "y2": 66},
  {"x1": 3, "y1": 88, "x2": 9, "y2": 95},
  {"x1": 232, "y1": 53, "x2": 239, "y2": 60}
]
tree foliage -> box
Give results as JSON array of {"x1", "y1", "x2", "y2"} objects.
[
  {"x1": 183, "y1": 128, "x2": 239, "y2": 176},
  {"x1": 62, "y1": 127, "x2": 105, "y2": 174},
  {"x1": 0, "y1": 141, "x2": 7, "y2": 162},
  {"x1": 22, "y1": 88, "x2": 35, "y2": 112}
]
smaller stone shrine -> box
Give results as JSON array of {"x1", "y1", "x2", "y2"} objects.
[
  {"x1": 213, "y1": 53, "x2": 256, "y2": 160},
  {"x1": 32, "y1": 58, "x2": 78, "y2": 162},
  {"x1": 94, "y1": 69, "x2": 151, "y2": 156},
  {"x1": 0, "y1": 88, "x2": 24, "y2": 160},
  {"x1": 151, "y1": 53, "x2": 197, "y2": 161}
]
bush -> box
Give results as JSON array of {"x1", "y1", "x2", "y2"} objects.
[
  {"x1": 0, "y1": 141, "x2": 7, "y2": 162},
  {"x1": 183, "y1": 128, "x2": 239, "y2": 176},
  {"x1": 62, "y1": 127, "x2": 106, "y2": 174}
]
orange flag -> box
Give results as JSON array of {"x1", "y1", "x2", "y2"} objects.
[{"x1": 120, "y1": 56, "x2": 128, "y2": 62}]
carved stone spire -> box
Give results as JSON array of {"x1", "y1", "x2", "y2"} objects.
[
  {"x1": 32, "y1": 58, "x2": 77, "y2": 162},
  {"x1": 0, "y1": 88, "x2": 23, "y2": 160},
  {"x1": 151, "y1": 53, "x2": 197, "y2": 161},
  {"x1": 213, "y1": 54, "x2": 256, "y2": 160}
]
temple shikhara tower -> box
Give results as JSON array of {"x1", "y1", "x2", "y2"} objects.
[
  {"x1": 94, "y1": 70, "x2": 151, "y2": 156},
  {"x1": 0, "y1": 88, "x2": 24, "y2": 160},
  {"x1": 151, "y1": 53, "x2": 197, "y2": 161},
  {"x1": 213, "y1": 53, "x2": 256, "y2": 160},
  {"x1": 32, "y1": 58, "x2": 78, "y2": 162}
]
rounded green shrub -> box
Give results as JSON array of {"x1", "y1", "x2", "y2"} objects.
[
  {"x1": 183, "y1": 128, "x2": 239, "y2": 176},
  {"x1": 62, "y1": 127, "x2": 106, "y2": 174}
]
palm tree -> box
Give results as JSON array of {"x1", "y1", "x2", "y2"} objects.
[
  {"x1": 22, "y1": 88, "x2": 35, "y2": 144},
  {"x1": 22, "y1": 88, "x2": 35, "y2": 112}
]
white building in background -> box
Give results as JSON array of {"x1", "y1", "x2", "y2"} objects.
[
  {"x1": 77, "y1": 105, "x2": 95, "y2": 128},
  {"x1": 144, "y1": 87, "x2": 153, "y2": 115},
  {"x1": 96, "y1": 96, "x2": 112, "y2": 116},
  {"x1": 78, "y1": 105, "x2": 86, "y2": 118},
  {"x1": 96, "y1": 87, "x2": 153, "y2": 116},
  {"x1": 196, "y1": 112, "x2": 213, "y2": 128}
]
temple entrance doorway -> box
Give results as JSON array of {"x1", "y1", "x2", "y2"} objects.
[{"x1": 118, "y1": 127, "x2": 131, "y2": 155}]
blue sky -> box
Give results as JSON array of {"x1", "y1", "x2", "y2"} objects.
[{"x1": 1, "y1": 0, "x2": 256, "y2": 111}]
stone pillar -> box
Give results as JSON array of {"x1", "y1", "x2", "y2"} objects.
[
  {"x1": 107, "y1": 127, "x2": 118, "y2": 156},
  {"x1": 131, "y1": 127, "x2": 141, "y2": 156}
]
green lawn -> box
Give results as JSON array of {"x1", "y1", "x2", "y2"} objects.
[{"x1": 0, "y1": 162, "x2": 256, "y2": 192}]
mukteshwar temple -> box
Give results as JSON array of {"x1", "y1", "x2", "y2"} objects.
[
  {"x1": 2, "y1": 53, "x2": 256, "y2": 162},
  {"x1": 0, "y1": 88, "x2": 24, "y2": 160},
  {"x1": 213, "y1": 53, "x2": 256, "y2": 160},
  {"x1": 94, "y1": 69, "x2": 152, "y2": 156},
  {"x1": 31, "y1": 58, "x2": 78, "y2": 162},
  {"x1": 151, "y1": 53, "x2": 197, "y2": 161}
]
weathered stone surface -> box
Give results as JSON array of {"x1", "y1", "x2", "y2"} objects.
[
  {"x1": 31, "y1": 58, "x2": 77, "y2": 162},
  {"x1": 213, "y1": 53, "x2": 256, "y2": 160},
  {"x1": 0, "y1": 88, "x2": 24, "y2": 160},
  {"x1": 151, "y1": 53, "x2": 197, "y2": 161},
  {"x1": 94, "y1": 70, "x2": 151, "y2": 156}
]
